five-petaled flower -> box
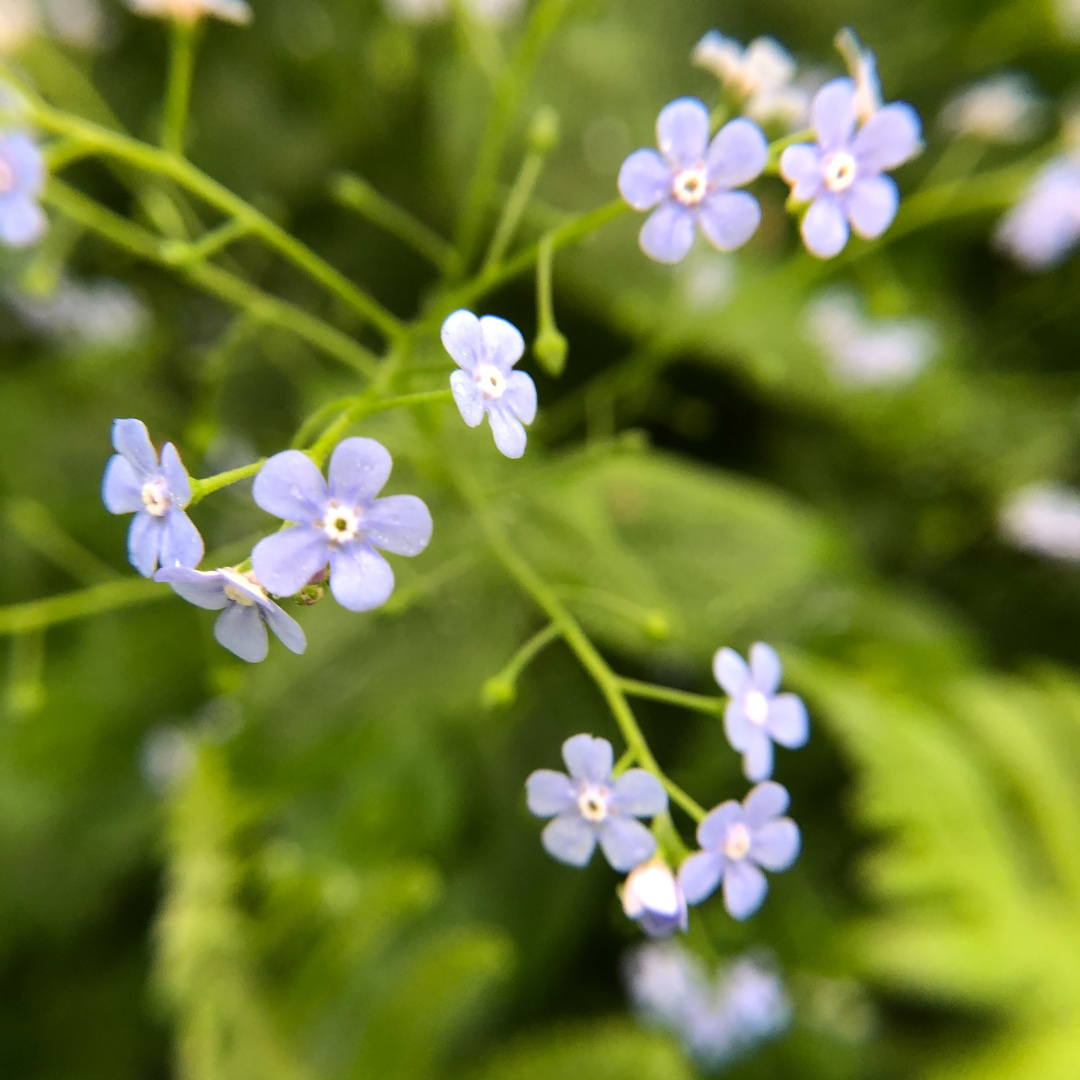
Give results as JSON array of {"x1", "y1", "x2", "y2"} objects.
[
  {"x1": 715, "y1": 642, "x2": 808, "y2": 782},
  {"x1": 526, "y1": 733, "x2": 668, "y2": 871},
  {"x1": 995, "y1": 156, "x2": 1080, "y2": 271},
  {"x1": 126, "y1": 0, "x2": 252, "y2": 23},
  {"x1": 0, "y1": 131, "x2": 46, "y2": 248},
  {"x1": 618, "y1": 98, "x2": 768, "y2": 264},
  {"x1": 154, "y1": 566, "x2": 306, "y2": 663},
  {"x1": 622, "y1": 859, "x2": 689, "y2": 938},
  {"x1": 678, "y1": 781, "x2": 800, "y2": 920},
  {"x1": 442, "y1": 310, "x2": 538, "y2": 459},
  {"x1": 102, "y1": 418, "x2": 204, "y2": 578},
  {"x1": 251, "y1": 437, "x2": 432, "y2": 612},
  {"x1": 780, "y1": 77, "x2": 921, "y2": 258}
]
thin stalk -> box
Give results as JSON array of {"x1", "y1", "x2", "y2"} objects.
[
  {"x1": 0, "y1": 578, "x2": 165, "y2": 636},
  {"x1": 161, "y1": 217, "x2": 251, "y2": 267},
  {"x1": 618, "y1": 677, "x2": 724, "y2": 717},
  {"x1": 7, "y1": 499, "x2": 119, "y2": 585},
  {"x1": 161, "y1": 20, "x2": 197, "y2": 156},
  {"x1": 482, "y1": 149, "x2": 545, "y2": 271},
  {"x1": 189, "y1": 460, "x2": 265, "y2": 505},
  {"x1": 331, "y1": 173, "x2": 460, "y2": 276},
  {"x1": 491, "y1": 622, "x2": 560, "y2": 686},
  {"x1": 45, "y1": 179, "x2": 379, "y2": 376},
  {"x1": 763, "y1": 127, "x2": 813, "y2": 175},
  {"x1": 28, "y1": 100, "x2": 405, "y2": 341}
]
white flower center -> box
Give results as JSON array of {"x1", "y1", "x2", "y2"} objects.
[
  {"x1": 0, "y1": 156, "x2": 16, "y2": 195},
  {"x1": 823, "y1": 151, "x2": 858, "y2": 193},
  {"x1": 321, "y1": 500, "x2": 361, "y2": 544},
  {"x1": 724, "y1": 822, "x2": 752, "y2": 861},
  {"x1": 141, "y1": 478, "x2": 170, "y2": 517},
  {"x1": 220, "y1": 568, "x2": 265, "y2": 607},
  {"x1": 474, "y1": 363, "x2": 506, "y2": 400},
  {"x1": 744, "y1": 689, "x2": 770, "y2": 725},
  {"x1": 673, "y1": 165, "x2": 709, "y2": 206},
  {"x1": 577, "y1": 783, "x2": 610, "y2": 822}
]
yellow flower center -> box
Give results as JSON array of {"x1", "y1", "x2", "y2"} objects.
[
  {"x1": 673, "y1": 165, "x2": 709, "y2": 206},
  {"x1": 321, "y1": 500, "x2": 360, "y2": 544},
  {"x1": 140, "y1": 479, "x2": 170, "y2": 517},
  {"x1": 724, "y1": 822, "x2": 752, "y2": 861},
  {"x1": 220, "y1": 568, "x2": 266, "y2": 607}
]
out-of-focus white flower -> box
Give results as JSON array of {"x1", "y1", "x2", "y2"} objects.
[
  {"x1": 383, "y1": 0, "x2": 523, "y2": 24},
  {"x1": 680, "y1": 253, "x2": 736, "y2": 311},
  {"x1": 140, "y1": 726, "x2": 195, "y2": 795},
  {"x1": 939, "y1": 75, "x2": 1045, "y2": 144},
  {"x1": 0, "y1": 0, "x2": 38, "y2": 53},
  {"x1": 805, "y1": 290, "x2": 939, "y2": 386},
  {"x1": 692, "y1": 31, "x2": 810, "y2": 130},
  {"x1": 44, "y1": 0, "x2": 103, "y2": 48},
  {"x1": 1000, "y1": 484, "x2": 1080, "y2": 561},
  {"x1": 995, "y1": 155, "x2": 1080, "y2": 271},
  {"x1": 9, "y1": 276, "x2": 149, "y2": 348},
  {"x1": 127, "y1": 0, "x2": 251, "y2": 25},
  {"x1": 1055, "y1": 0, "x2": 1080, "y2": 40},
  {"x1": 834, "y1": 27, "x2": 881, "y2": 123}
]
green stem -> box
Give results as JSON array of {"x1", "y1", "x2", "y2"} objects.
[
  {"x1": 0, "y1": 578, "x2": 165, "y2": 636},
  {"x1": 331, "y1": 173, "x2": 460, "y2": 277},
  {"x1": 189, "y1": 460, "x2": 265, "y2": 505},
  {"x1": 612, "y1": 747, "x2": 636, "y2": 777},
  {"x1": 161, "y1": 217, "x2": 251, "y2": 267},
  {"x1": 46, "y1": 179, "x2": 379, "y2": 376},
  {"x1": 482, "y1": 149, "x2": 545, "y2": 271},
  {"x1": 764, "y1": 127, "x2": 813, "y2": 175},
  {"x1": 29, "y1": 100, "x2": 405, "y2": 341},
  {"x1": 455, "y1": 470, "x2": 705, "y2": 823},
  {"x1": 618, "y1": 677, "x2": 724, "y2": 717},
  {"x1": 161, "y1": 20, "x2": 197, "y2": 156},
  {"x1": 492, "y1": 622, "x2": 560, "y2": 686},
  {"x1": 7, "y1": 498, "x2": 120, "y2": 585}
]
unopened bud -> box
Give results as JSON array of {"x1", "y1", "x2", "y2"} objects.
[
  {"x1": 481, "y1": 675, "x2": 516, "y2": 709},
  {"x1": 643, "y1": 612, "x2": 671, "y2": 641},
  {"x1": 534, "y1": 327, "x2": 568, "y2": 377},
  {"x1": 528, "y1": 107, "x2": 560, "y2": 156},
  {"x1": 296, "y1": 582, "x2": 325, "y2": 607}
]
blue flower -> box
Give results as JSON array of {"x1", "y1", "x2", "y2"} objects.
[
  {"x1": 995, "y1": 156, "x2": 1080, "y2": 270},
  {"x1": 622, "y1": 859, "x2": 689, "y2": 937},
  {"x1": 251, "y1": 437, "x2": 432, "y2": 612},
  {"x1": 154, "y1": 566, "x2": 306, "y2": 663},
  {"x1": 714, "y1": 643, "x2": 808, "y2": 781},
  {"x1": 780, "y1": 78, "x2": 921, "y2": 258},
  {"x1": 102, "y1": 418, "x2": 204, "y2": 577},
  {"x1": 678, "y1": 781, "x2": 800, "y2": 920},
  {"x1": 618, "y1": 98, "x2": 768, "y2": 264},
  {"x1": 442, "y1": 310, "x2": 537, "y2": 459},
  {"x1": 0, "y1": 131, "x2": 46, "y2": 248},
  {"x1": 526, "y1": 734, "x2": 668, "y2": 871}
]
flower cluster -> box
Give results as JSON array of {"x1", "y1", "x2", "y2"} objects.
[
  {"x1": 525, "y1": 643, "x2": 808, "y2": 937},
  {"x1": 625, "y1": 943, "x2": 790, "y2": 1069}
]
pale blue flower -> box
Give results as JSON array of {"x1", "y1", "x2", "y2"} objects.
[
  {"x1": 251, "y1": 437, "x2": 432, "y2": 612},
  {"x1": 154, "y1": 566, "x2": 306, "y2": 663},
  {"x1": 618, "y1": 98, "x2": 768, "y2": 264},
  {"x1": 102, "y1": 418, "x2": 203, "y2": 578},
  {"x1": 442, "y1": 310, "x2": 537, "y2": 459},
  {"x1": 678, "y1": 781, "x2": 800, "y2": 920},
  {"x1": 526, "y1": 734, "x2": 667, "y2": 871},
  {"x1": 714, "y1": 643, "x2": 808, "y2": 781},
  {"x1": 0, "y1": 131, "x2": 46, "y2": 248},
  {"x1": 780, "y1": 77, "x2": 921, "y2": 258},
  {"x1": 621, "y1": 860, "x2": 688, "y2": 938},
  {"x1": 995, "y1": 156, "x2": 1080, "y2": 270}
]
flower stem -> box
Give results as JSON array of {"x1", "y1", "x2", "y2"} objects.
[
  {"x1": 482, "y1": 147, "x2": 546, "y2": 272},
  {"x1": 7, "y1": 498, "x2": 120, "y2": 585},
  {"x1": 161, "y1": 20, "x2": 197, "y2": 157},
  {"x1": 764, "y1": 127, "x2": 813, "y2": 175},
  {"x1": 491, "y1": 622, "x2": 560, "y2": 687},
  {"x1": 617, "y1": 677, "x2": 724, "y2": 717},
  {"x1": 0, "y1": 578, "x2": 166, "y2": 636},
  {"x1": 188, "y1": 460, "x2": 265, "y2": 506}
]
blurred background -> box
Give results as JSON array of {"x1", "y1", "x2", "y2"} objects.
[{"x1": 3, "y1": 0, "x2": 1080, "y2": 1077}]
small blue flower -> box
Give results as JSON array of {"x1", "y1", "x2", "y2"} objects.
[
  {"x1": 618, "y1": 98, "x2": 768, "y2": 264},
  {"x1": 678, "y1": 781, "x2": 800, "y2": 920},
  {"x1": 102, "y1": 418, "x2": 204, "y2": 577},
  {"x1": 780, "y1": 77, "x2": 921, "y2": 258},
  {"x1": 154, "y1": 566, "x2": 306, "y2": 663},
  {"x1": 995, "y1": 156, "x2": 1080, "y2": 270},
  {"x1": 714, "y1": 642, "x2": 808, "y2": 781},
  {"x1": 251, "y1": 437, "x2": 432, "y2": 612},
  {"x1": 526, "y1": 734, "x2": 668, "y2": 871},
  {"x1": 442, "y1": 310, "x2": 537, "y2": 459},
  {"x1": 0, "y1": 131, "x2": 46, "y2": 248},
  {"x1": 622, "y1": 859, "x2": 689, "y2": 938}
]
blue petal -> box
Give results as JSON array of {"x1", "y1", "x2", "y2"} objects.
[
  {"x1": 767, "y1": 694, "x2": 808, "y2": 748},
  {"x1": 618, "y1": 149, "x2": 671, "y2": 211},
  {"x1": 365, "y1": 495, "x2": 433, "y2": 556},
  {"x1": 698, "y1": 190, "x2": 761, "y2": 251},
  {"x1": 441, "y1": 309, "x2": 484, "y2": 372},
  {"x1": 252, "y1": 450, "x2": 327, "y2": 523},
  {"x1": 0, "y1": 196, "x2": 45, "y2": 248},
  {"x1": 846, "y1": 175, "x2": 899, "y2": 240},
  {"x1": 812, "y1": 78, "x2": 857, "y2": 150},
  {"x1": 705, "y1": 118, "x2": 768, "y2": 189},
  {"x1": 780, "y1": 143, "x2": 823, "y2": 202},
  {"x1": 327, "y1": 437, "x2": 392, "y2": 507},
  {"x1": 1, "y1": 133, "x2": 44, "y2": 194},
  {"x1": 678, "y1": 849, "x2": 724, "y2": 904},
  {"x1": 801, "y1": 195, "x2": 849, "y2": 258},
  {"x1": 751, "y1": 819, "x2": 800, "y2": 872},
  {"x1": 487, "y1": 402, "x2": 527, "y2": 458},
  {"x1": 259, "y1": 597, "x2": 307, "y2": 655},
  {"x1": 526, "y1": 769, "x2": 577, "y2": 817},
  {"x1": 160, "y1": 509, "x2": 204, "y2": 570},
  {"x1": 724, "y1": 700, "x2": 753, "y2": 753},
  {"x1": 743, "y1": 781, "x2": 790, "y2": 827},
  {"x1": 112, "y1": 418, "x2": 158, "y2": 476},
  {"x1": 542, "y1": 812, "x2": 597, "y2": 867},
  {"x1": 562, "y1": 733, "x2": 613, "y2": 783},
  {"x1": 713, "y1": 646, "x2": 750, "y2": 695},
  {"x1": 639, "y1": 202, "x2": 695, "y2": 264},
  {"x1": 723, "y1": 859, "x2": 768, "y2": 920},
  {"x1": 597, "y1": 815, "x2": 657, "y2": 871},
  {"x1": 657, "y1": 97, "x2": 711, "y2": 169},
  {"x1": 852, "y1": 102, "x2": 921, "y2": 173},
  {"x1": 160, "y1": 442, "x2": 192, "y2": 506},
  {"x1": 252, "y1": 525, "x2": 329, "y2": 598},
  {"x1": 479, "y1": 315, "x2": 525, "y2": 371},
  {"x1": 742, "y1": 729, "x2": 774, "y2": 783},
  {"x1": 154, "y1": 566, "x2": 228, "y2": 609},
  {"x1": 214, "y1": 603, "x2": 268, "y2": 663},
  {"x1": 328, "y1": 542, "x2": 395, "y2": 611},
  {"x1": 504, "y1": 370, "x2": 537, "y2": 425},
  {"x1": 450, "y1": 370, "x2": 485, "y2": 427},
  {"x1": 749, "y1": 642, "x2": 782, "y2": 694},
  {"x1": 102, "y1": 455, "x2": 144, "y2": 514},
  {"x1": 128, "y1": 511, "x2": 163, "y2": 578},
  {"x1": 610, "y1": 769, "x2": 668, "y2": 817},
  {"x1": 697, "y1": 800, "x2": 743, "y2": 851}
]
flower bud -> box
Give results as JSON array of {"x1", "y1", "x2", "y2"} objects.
[
  {"x1": 528, "y1": 107, "x2": 560, "y2": 156},
  {"x1": 533, "y1": 327, "x2": 568, "y2": 377},
  {"x1": 622, "y1": 859, "x2": 688, "y2": 938}
]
